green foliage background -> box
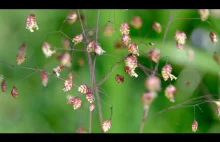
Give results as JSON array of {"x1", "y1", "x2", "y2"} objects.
[{"x1": 0, "y1": 9, "x2": 220, "y2": 133}]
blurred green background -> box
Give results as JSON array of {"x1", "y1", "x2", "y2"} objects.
[{"x1": 0, "y1": 9, "x2": 220, "y2": 133}]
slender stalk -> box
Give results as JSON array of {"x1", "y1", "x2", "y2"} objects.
[{"x1": 139, "y1": 105, "x2": 150, "y2": 133}]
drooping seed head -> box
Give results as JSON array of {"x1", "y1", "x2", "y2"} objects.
[
  {"x1": 122, "y1": 34, "x2": 131, "y2": 46},
  {"x1": 66, "y1": 11, "x2": 78, "y2": 24},
  {"x1": 63, "y1": 72, "x2": 73, "y2": 92},
  {"x1": 26, "y1": 14, "x2": 39, "y2": 32},
  {"x1": 1, "y1": 80, "x2": 6, "y2": 92},
  {"x1": 209, "y1": 31, "x2": 218, "y2": 45},
  {"x1": 213, "y1": 100, "x2": 220, "y2": 116},
  {"x1": 89, "y1": 103, "x2": 95, "y2": 112},
  {"x1": 78, "y1": 84, "x2": 90, "y2": 94},
  {"x1": 87, "y1": 41, "x2": 105, "y2": 55},
  {"x1": 175, "y1": 30, "x2": 187, "y2": 49},
  {"x1": 148, "y1": 48, "x2": 160, "y2": 63},
  {"x1": 102, "y1": 120, "x2": 111, "y2": 132},
  {"x1": 53, "y1": 65, "x2": 64, "y2": 77},
  {"x1": 130, "y1": 16, "x2": 143, "y2": 29},
  {"x1": 41, "y1": 70, "x2": 48, "y2": 87},
  {"x1": 94, "y1": 44, "x2": 106, "y2": 55},
  {"x1": 72, "y1": 34, "x2": 83, "y2": 45},
  {"x1": 142, "y1": 91, "x2": 157, "y2": 108},
  {"x1": 145, "y1": 75, "x2": 161, "y2": 92},
  {"x1": 124, "y1": 66, "x2": 138, "y2": 78},
  {"x1": 120, "y1": 22, "x2": 130, "y2": 35},
  {"x1": 16, "y1": 42, "x2": 26, "y2": 65},
  {"x1": 198, "y1": 9, "x2": 209, "y2": 21},
  {"x1": 42, "y1": 42, "x2": 56, "y2": 58},
  {"x1": 161, "y1": 64, "x2": 177, "y2": 81},
  {"x1": 115, "y1": 74, "x2": 124, "y2": 83},
  {"x1": 11, "y1": 86, "x2": 18, "y2": 98},
  {"x1": 152, "y1": 21, "x2": 162, "y2": 33},
  {"x1": 86, "y1": 92, "x2": 95, "y2": 103},
  {"x1": 60, "y1": 52, "x2": 71, "y2": 67},
  {"x1": 125, "y1": 54, "x2": 138, "y2": 70},
  {"x1": 192, "y1": 120, "x2": 198, "y2": 132},
  {"x1": 127, "y1": 42, "x2": 139, "y2": 56},
  {"x1": 72, "y1": 97, "x2": 82, "y2": 110},
  {"x1": 165, "y1": 84, "x2": 177, "y2": 103}
]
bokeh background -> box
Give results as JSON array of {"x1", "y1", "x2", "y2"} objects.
[{"x1": 0, "y1": 9, "x2": 220, "y2": 133}]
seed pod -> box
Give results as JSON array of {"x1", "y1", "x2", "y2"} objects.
[
  {"x1": 63, "y1": 72, "x2": 73, "y2": 92},
  {"x1": 86, "y1": 93, "x2": 95, "y2": 103},
  {"x1": 161, "y1": 64, "x2": 177, "y2": 81},
  {"x1": 198, "y1": 9, "x2": 209, "y2": 21},
  {"x1": 152, "y1": 21, "x2": 162, "y2": 33},
  {"x1": 130, "y1": 16, "x2": 143, "y2": 29},
  {"x1": 76, "y1": 127, "x2": 87, "y2": 133},
  {"x1": 142, "y1": 91, "x2": 157, "y2": 107},
  {"x1": 124, "y1": 66, "x2": 138, "y2": 78},
  {"x1": 53, "y1": 65, "x2": 64, "y2": 77},
  {"x1": 127, "y1": 42, "x2": 139, "y2": 56},
  {"x1": 42, "y1": 42, "x2": 56, "y2": 58},
  {"x1": 145, "y1": 75, "x2": 161, "y2": 92},
  {"x1": 26, "y1": 13, "x2": 39, "y2": 32},
  {"x1": 104, "y1": 24, "x2": 114, "y2": 37},
  {"x1": 209, "y1": 31, "x2": 218, "y2": 45},
  {"x1": 16, "y1": 42, "x2": 26, "y2": 65},
  {"x1": 175, "y1": 30, "x2": 187, "y2": 50},
  {"x1": 87, "y1": 41, "x2": 105, "y2": 55},
  {"x1": 115, "y1": 74, "x2": 124, "y2": 83},
  {"x1": 41, "y1": 70, "x2": 48, "y2": 87},
  {"x1": 60, "y1": 52, "x2": 71, "y2": 67},
  {"x1": 1, "y1": 80, "x2": 6, "y2": 92},
  {"x1": 72, "y1": 34, "x2": 83, "y2": 45},
  {"x1": 11, "y1": 86, "x2": 18, "y2": 98},
  {"x1": 66, "y1": 11, "x2": 78, "y2": 24},
  {"x1": 120, "y1": 22, "x2": 130, "y2": 35},
  {"x1": 89, "y1": 103, "x2": 95, "y2": 112},
  {"x1": 122, "y1": 34, "x2": 131, "y2": 46},
  {"x1": 78, "y1": 84, "x2": 90, "y2": 94},
  {"x1": 102, "y1": 120, "x2": 111, "y2": 132},
  {"x1": 192, "y1": 120, "x2": 198, "y2": 132},
  {"x1": 94, "y1": 45, "x2": 105, "y2": 55},
  {"x1": 148, "y1": 48, "x2": 160, "y2": 63},
  {"x1": 62, "y1": 38, "x2": 70, "y2": 50},
  {"x1": 165, "y1": 84, "x2": 177, "y2": 103},
  {"x1": 125, "y1": 54, "x2": 138, "y2": 70},
  {"x1": 66, "y1": 95, "x2": 82, "y2": 110}
]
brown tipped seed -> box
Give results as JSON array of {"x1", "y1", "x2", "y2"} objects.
[
  {"x1": 1, "y1": 80, "x2": 6, "y2": 92},
  {"x1": 122, "y1": 34, "x2": 131, "y2": 46},
  {"x1": 130, "y1": 16, "x2": 143, "y2": 29},
  {"x1": 165, "y1": 84, "x2": 177, "y2": 103},
  {"x1": 152, "y1": 21, "x2": 162, "y2": 33},
  {"x1": 72, "y1": 34, "x2": 83, "y2": 45},
  {"x1": 41, "y1": 70, "x2": 48, "y2": 87},
  {"x1": 127, "y1": 42, "x2": 139, "y2": 56},
  {"x1": 63, "y1": 72, "x2": 73, "y2": 92},
  {"x1": 53, "y1": 65, "x2": 64, "y2": 77},
  {"x1": 66, "y1": 11, "x2": 78, "y2": 24},
  {"x1": 142, "y1": 91, "x2": 157, "y2": 108},
  {"x1": 86, "y1": 93, "x2": 95, "y2": 103},
  {"x1": 60, "y1": 52, "x2": 71, "y2": 67},
  {"x1": 161, "y1": 64, "x2": 177, "y2": 81},
  {"x1": 42, "y1": 42, "x2": 56, "y2": 58},
  {"x1": 62, "y1": 38, "x2": 70, "y2": 50},
  {"x1": 124, "y1": 66, "x2": 138, "y2": 78},
  {"x1": 210, "y1": 32, "x2": 218, "y2": 44},
  {"x1": 120, "y1": 22, "x2": 130, "y2": 35},
  {"x1": 26, "y1": 13, "x2": 39, "y2": 32},
  {"x1": 175, "y1": 30, "x2": 187, "y2": 49},
  {"x1": 11, "y1": 86, "x2": 18, "y2": 98},
  {"x1": 89, "y1": 103, "x2": 95, "y2": 112},
  {"x1": 16, "y1": 42, "x2": 26, "y2": 65},
  {"x1": 72, "y1": 97, "x2": 82, "y2": 110},
  {"x1": 102, "y1": 120, "x2": 111, "y2": 132},
  {"x1": 115, "y1": 74, "x2": 124, "y2": 83},
  {"x1": 198, "y1": 9, "x2": 209, "y2": 21},
  {"x1": 125, "y1": 54, "x2": 138, "y2": 69},
  {"x1": 78, "y1": 84, "x2": 90, "y2": 94},
  {"x1": 145, "y1": 75, "x2": 161, "y2": 92},
  {"x1": 87, "y1": 41, "x2": 105, "y2": 55},
  {"x1": 192, "y1": 120, "x2": 198, "y2": 132},
  {"x1": 76, "y1": 126, "x2": 87, "y2": 133},
  {"x1": 148, "y1": 48, "x2": 160, "y2": 63},
  {"x1": 104, "y1": 24, "x2": 114, "y2": 37}
]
